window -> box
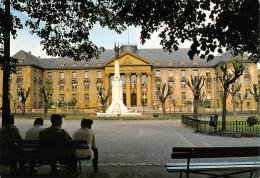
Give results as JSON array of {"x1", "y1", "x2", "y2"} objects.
[
  {"x1": 194, "y1": 70, "x2": 198, "y2": 77},
  {"x1": 85, "y1": 71, "x2": 89, "y2": 78},
  {"x1": 72, "y1": 83, "x2": 77, "y2": 90},
  {"x1": 245, "y1": 77, "x2": 249, "y2": 85},
  {"x1": 247, "y1": 102, "x2": 250, "y2": 108},
  {"x1": 18, "y1": 58, "x2": 23, "y2": 62},
  {"x1": 97, "y1": 71, "x2": 102, "y2": 78},
  {"x1": 47, "y1": 83, "x2": 52, "y2": 90},
  {"x1": 234, "y1": 79, "x2": 239, "y2": 85},
  {"x1": 47, "y1": 95, "x2": 52, "y2": 102},
  {"x1": 182, "y1": 92, "x2": 186, "y2": 99},
  {"x1": 168, "y1": 60, "x2": 172, "y2": 65},
  {"x1": 47, "y1": 72, "x2": 52, "y2": 79},
  {"x1": 156, "y1": 60, "x2": 160, "y2": 65},
  {"x1": 206, "y1": 80, "x2": 211, "y2": 89},
  {"x1": 206, "y1": 69, "x2": 210, "y2": 77},
  {"x1": 181, "y1": 70, "x2": 185, "y2": 78},
  {"x1": 170, "y1": 93, "x2": 174, "y2": 100},
  {"x1": 235, "y1": 92, "x2": 239, "y2": 98},
  {"x1": 168, "y1": 70, "x2": 173, "y2": 78},
  {"x1": 181, "y1": 81, "x2": 186, "y2": 89},
  {"x1": 181, "y1": 60, "x2": 184, "y2": 65},
  {"x1": 169, "y1": 81, "x2": 173, "y2": 88},
  {"x1": 246, "y1": 89, "x2": 250, "y2": 98},
  {"x1": 72, "y1": 72, "x2": 77, "y2": 79},
  {"x1": 141, "y1": 74, "x2": 146, "y2": 88},
  {"x1": 60, "y1": 94, "x2": 64, "y2": 101},
  {"x1": 207, "y1": 92, "x2": 211, "y2": 99},
  {"x1": 156, "y1": 81, "x2": 160, "y2": 89},
  {"x1": 85, "y1": 82, "x2": 89, "y2": 90},
  {"x1": 17, "y1": 80, "x2": 22, "y2": 89},
  {"x1": 156, "y1": 70, "x2": 160, "y2": 77},
  {"x1": 244, "y1": 65, "x2": 248, "y2": 73},
  {"x1": 85, "y1": 94, "x2": 89, "y2": 101},
  {"x1": 72, "y1": 94, "x2": 77, "y2": 100},
  {"x1": 131, "y1": 74, "x2": 136, "y2": 88},
  {"x1": 73, "y1": 62, "x2": 77, "y2": 66},
  {"x1": 17, "y1": 68, "x2": 22, "y2": 76},
  {"x1": 98, "y1": 61, "x2": 102, "y2": 66},
  {"x1": 60, "y1": 62, "x2": 65, "y2": 66},
  {"x1": 193, "y1": 60, "x2": 197, "y2": 64},
  {"x1": 60, "y1": 72, "x2": 64, "y2": 79},
  {"x1": 60, "y1": 83, "x2": 64, "y2": 90},
  {"x1": 121, "y1": 74, "x2": 126, "y2": 88},
  {"x1": 85, "y1": 62, "x2": 89, "y2": 66},
  {"x1": 97, "y1": 82, "x2": 102, "y2": 89}
]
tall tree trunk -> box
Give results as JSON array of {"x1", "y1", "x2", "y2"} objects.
[
  {"x1": 257, "y1": 99, "x2": 260, "y2": 117},
  {"x1": 222, "y1": 88, "x2": 227, "y2": 131},
  {"x1": 22, "y1": 102, "x2": 25, "y2": 116},
  {"x1": 44, "y1": 102, "x2": 48, "y2": 117},
  {"x1": 232, "y1": 95, "x2": 237, "y2": 119},
  {"x1": 194, "y1": 98, "x2": 198, "y2": 119},
  {"x1": 240, "y1": 102, "x2": 243, "y2": 112},
  {"x1": 102, "y1": 103, "x2": 106, "y2": 113},
  {"x1": 2, "y1": 0, "x2": 11, "y2": 126},
  {"x1": 162, "y1": 101, "x2": 166, "y2": 116}
]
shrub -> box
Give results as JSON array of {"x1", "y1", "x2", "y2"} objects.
[
  {"x1": 247, "y1": 116, "x2": 259, "y2": 127},
  {"x1": 153, "y1": 113, "x2": 158, "y2": 117},
  {"x1": 61, "y1": 114, "x2": 66, "y2": 118}
]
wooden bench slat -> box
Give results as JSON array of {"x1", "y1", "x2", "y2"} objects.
[{"x1": 166, "y1": 161, "x2": 260, "y2": 167}]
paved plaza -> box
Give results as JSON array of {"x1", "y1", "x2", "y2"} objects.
[{"x1": 1, "y1": 118, "x2": 260, "y2": 177}]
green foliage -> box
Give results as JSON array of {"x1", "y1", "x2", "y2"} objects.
[
  {"x1": 153, "y1": 114, "x2": 158, "y2": 117},
  {"x1": 61, "y1": 114, "x2": 66, "y2": 118},
  {"x1": 247, "y1": 116, "x2": 259, "y2": 127},
  {"x1": 47, "y1": 101, "x2": 54, "y2": 109}
]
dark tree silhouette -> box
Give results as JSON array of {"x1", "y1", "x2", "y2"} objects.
[
  {"x1": 17, "y1": 87, "x2": 31, "y2": 115},
  {"x1": 216, "y1": 58, "x2": 244, "y2": 130},
  {"x1": 186, "y1": 74, "x2": 205, "y2": 119},
  {"x1": 155, "y1": 83, "x2": 172, "y2": 116}
]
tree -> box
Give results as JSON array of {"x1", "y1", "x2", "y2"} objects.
[
  {"x1": 238, "y1": 93, "x2": 247, "y2": 112},
  {"x1": 39, "y1": 86, "x2": 53, "y2": 117},
  {"x1": 17, "y1": 87, "x2": 31, "y2": 115},
  {"x1": 70, "y1": 98, "x2": 77, "y2": 113},
  {"x1": 250, "y1": 84, "x2": 260, "y2": 116},
  {"x1": 155, "y1": 83, "x2": 172, "y2": 116},
  {"x1": 97, "y1": 87, "x2": 110, "y2": 113},
  {"x1": 11, "y1": 98, "x2": 17, "y2": 114},
  {"x1": 186, "y1": 74, "x2": 205, "y2": 119},
  {"x1": 229, "y1": 84, "x2": 242, "y2": 119},
  {"x1": 113, "y1": 0, "x2": 259, "y2": 62},
  {"x1": 216, "y1": 58, "x2": 244, "y2": 130}
]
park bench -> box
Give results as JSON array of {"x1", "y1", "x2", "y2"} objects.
[
  {"x1": 166, "y1": 146, "x2": 260, "y2": 178},
  {"x1": 0, "y1": 139, "x2": 90, "y2": 174}
]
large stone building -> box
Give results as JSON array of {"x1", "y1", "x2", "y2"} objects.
[{"x1": 0, "y1": 45, "x2": 258, "y2": 112}]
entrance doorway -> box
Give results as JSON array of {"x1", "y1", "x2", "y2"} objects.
[
  {"x1": 123, "y1": 93, "x2": 126, "y2": 105},
  {"x1": 131, "y1": 93, "x2": 137, "y2": 106}
]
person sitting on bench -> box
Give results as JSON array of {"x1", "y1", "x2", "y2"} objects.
[{"x1": 39, "y1": 114, "x2": 76, "y2": 173}]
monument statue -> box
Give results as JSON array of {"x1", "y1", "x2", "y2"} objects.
[{"x1": 106, "y1": 45, "x2": 129, "y2": 114}]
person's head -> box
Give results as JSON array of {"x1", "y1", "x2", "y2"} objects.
[
  {"x1": 34, "y1": 118, "x2": 44, "y2": 126},
  {"x1": 81, "y1": 119, "x2": 93, "y2": 129},
  {"x1": 6, "y1": 115, "x2": 15, "y2": 126},
  {"x1": 51, "y1": 114, "x2": 63, "y2": 127}
]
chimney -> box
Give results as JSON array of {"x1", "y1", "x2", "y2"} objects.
[{"x1": 28, "y1": 51, "x2": 31, "y2": 56}]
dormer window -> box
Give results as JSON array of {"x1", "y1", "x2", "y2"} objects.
[
  {"x1": 193, "y1": 60, "x2": 197, "y2": 64},
  {"x1": 18, "y1": 58, "x2": 23, "y2": 63},
  {"x1": 168, "y1": 60, "x2": 172, "y2": 65},
  {"x1": 85, "y1": 62, "x2": 89, "y2": 66},
  {"x1": 156, "y1": 60, "x2": 160, "y2": 65},
  {"x1": 181, "y1": 60, "x2": 184, "y2": 65},
  {"x1": 73, "y1": 62, "x2": 77, "y2": 66},
  {"x1": 98, "y1": 61, "x2": 102, "y2": 66},
  {"x1": 61, "y1": 62, "x2": 65, "y2": 66},
  {"x1": 243, "y1": 54, "x2": 247, "y2": 59}
]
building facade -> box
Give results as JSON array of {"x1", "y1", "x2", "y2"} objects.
[{"x1": 0, "y1": 45, "x2": 258, "y2": 112}]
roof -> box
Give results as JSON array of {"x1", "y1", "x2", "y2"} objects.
[{"x1": 12, "y1": 47, "x2": 232, "y2": 69}]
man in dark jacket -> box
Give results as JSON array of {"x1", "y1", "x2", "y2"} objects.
[{"x1": 39, "y1": 114, "x2": 76, "y2": 173}]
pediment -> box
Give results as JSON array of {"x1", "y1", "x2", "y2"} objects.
[{"x1": 103, "y1": 51, "x2": 153, "y2": 66}]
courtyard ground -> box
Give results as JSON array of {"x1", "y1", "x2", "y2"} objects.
[{"x1": 0, "y1": 118, "x2": 259, "y2": 177}]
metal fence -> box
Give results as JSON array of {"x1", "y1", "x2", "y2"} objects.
[{"x1": 181, "y1": 115, "x2": 260, "y2": 137}]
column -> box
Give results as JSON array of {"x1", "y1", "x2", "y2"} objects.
[
  {"x1": 147, "y1": 73, "x2": 152, "y2": 106},
  {"x1": 136, "y1": 73, "x2": 141, "y2": 106},
  {"x1": 126, "y1": 73, "x2": 131, "y2": 106}
]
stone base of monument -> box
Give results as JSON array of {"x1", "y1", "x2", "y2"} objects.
[{"x1": 97, "y1": 112, "x2": 141, "y2": 117}]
